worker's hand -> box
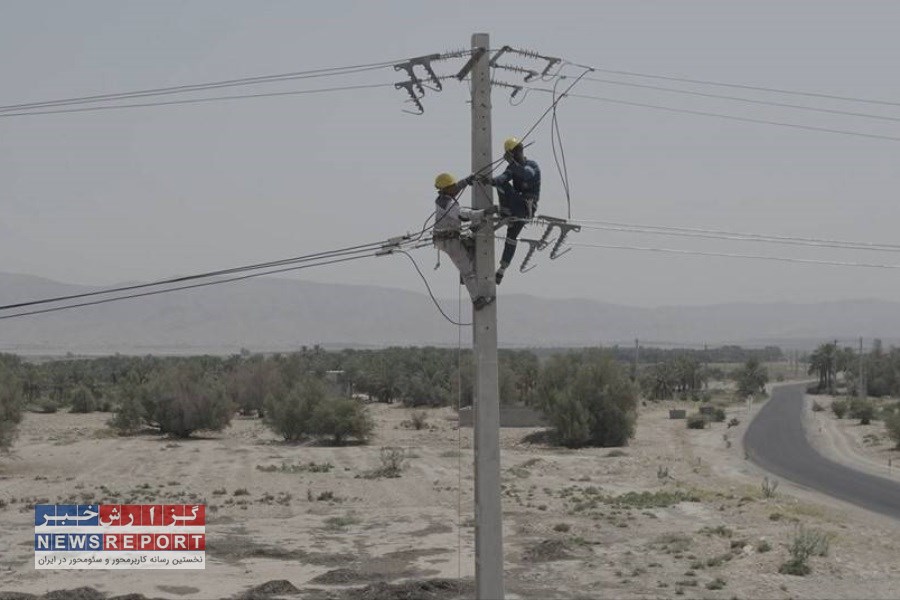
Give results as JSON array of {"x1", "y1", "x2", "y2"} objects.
[
  {"x1": 483, "y1": 205, "x2": 499, "y2": 215},
  {"x1": 476, "y1": 174, "x2": 493, "y2": 186},
  {"x1": 462, "y1": 175, "x2": 476, "y2": 186}
]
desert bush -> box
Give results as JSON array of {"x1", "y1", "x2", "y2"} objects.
[
  {"x1": 811, "y1": 401, "x2": 824, "y2": 412},
  {"x1": 310, "y1": 396, "x2": 373, "y2": 445},
  {"x1": 779, "y1": 526, "x2": 829, "y2": 576},
  {"x1": 686, "y1": 415, "x2": 706, "y2": 429},
  {"x1": 108, "y1": 394, "x2": 146, "y2": 435},
  {"x1": 712, "y1": 408, "x2": 726, "y2": 422},
  {"x1": 142, "y1": 363, "x2": 232, "y2": 438},
  {"x1": 885, "y1": 412, "x2": 900, "y2": 449},
  {"x1": 534, "y1": 351, "x2": 637, "y2": 448},
  {"x1": 849, "y1": 398, "x2": 876, "y2": 424},
  {"x1": 831, "y1": 399, "x2": 848, "y2": 419},
  {"x1": 69, "y1": 384, "x2": 97, "y2": 413},
  {"x1": 761, "y1": 476, "x2": 779, "y2": 498},
  {"x1": 409, "y1": 410, "x2": 428, "y2": 430},
  {"x1": 225, "y1": 357, "x2": 284, "y2": 417},
  {"x1": 264, "y1": 377, "x2": 323, "y2": 442},
  {"x1": 735, "y1": 357, "x2": 768, "y2": 397},
  {"x1": 727, "y1": 417, "x2": 740, "y2": 428},
  {"x1": 0, "y1": 366, "x2": 24, "y2": 452},
  {"x1": 358, "y1": 446, "x2": 408, "y2": 479},
  {"x1": 264, "y1": 377, "x2": 371, "y2": 444}
]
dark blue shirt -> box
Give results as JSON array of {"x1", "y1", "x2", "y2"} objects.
[{"x1": 493, "y1": 158, "x2": 541, "y2": 199}]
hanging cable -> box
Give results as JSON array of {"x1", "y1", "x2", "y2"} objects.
[
  {"x1": 526, "y1": 89, "x2": 900, "y2": 143},
  {"x1": 0, "y1": 59, "x2": 410, "y2": 113},
  {"x1": 0, "y1": 238, "x2": 400, "y2": 312},
  {"x1": 397, "y1": 251, "x2": 471, "y2": 327},
  {"x1": 0, "y1": 83, "x2": 395, "y2": 119},
  {"x1": 580, "y1": 76, "x2": 900, "y2": 123},
  {"x1": 566, "y1": 218, "x2": 900, "y2": 253},
  {"x1": 578, "y1": 66, "x2": 900, "y2": 109},
  {"x1": 0, "y1": 252, "x2": 386, "y2": 321},
  {"x1": 569, "y1": 241, "x2": 900, "y2": 269},
  {"x1": 549, "y1": 76, "x2": 573, "y2": 219}
]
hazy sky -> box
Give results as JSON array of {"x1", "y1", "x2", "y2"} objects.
[{"x1": 3, "y1": 1, "x2": 900, "y2": 308}]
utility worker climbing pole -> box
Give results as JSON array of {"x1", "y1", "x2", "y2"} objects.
[
  {"x1": 483, "y1": 137, "x2": 541, "y2": 284},
  {"x1": 432, "y1": 172, "x2": 497, "y2": 310}
]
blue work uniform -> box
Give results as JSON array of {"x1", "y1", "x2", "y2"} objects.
[{"x1": 492, "y1": 158, "x2": 541, "y2": 268}]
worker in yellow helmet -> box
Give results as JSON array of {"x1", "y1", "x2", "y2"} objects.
[
  {"x1": 482, "y1": 137, "x2": 541, "y2": 284},
  {"x1": 432, "y1": 172, "x2": 497, "y2": 310}
]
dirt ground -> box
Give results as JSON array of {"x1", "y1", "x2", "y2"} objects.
[{"x1": 3, "y1": 386, "x2": 900, "y2": 599}]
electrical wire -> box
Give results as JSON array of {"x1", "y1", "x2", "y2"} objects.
[
  {"x1": 0, "y1": 83, "x2": 395, "y2": 119},
  {"x1": 518, "y1": 67, "x2": 592, "y2": 145},
  {"x1": 0, "y1": 59, "x2": 405, "y2": 113},
  {"x1": 569, "y1": 241, "x2": 900, "y2": 269},
  {"x1": 549, "y1": 76, "x2": 573, "y2": 219},
  {"x1": 0, "y1": 253, "x2": 382, "y2": 321},
  {"x1": 566, "y1": 218, "x2": 900, "y2": 253},
  {"x1": 581, "y1": 76, "x2": 900, "y2": 123},
  {"x1": 546, "y1": 90, "x2": 900, "y2": 143},
  {"x1": 580, "y1": 66, "x2": 900, "y2": 109},
  {"x1": 0, "y1": 239, "x2": 398, "y2": 312},
  {"x1": 397, "y1": 250, "x2": 471, "y2": 327}
]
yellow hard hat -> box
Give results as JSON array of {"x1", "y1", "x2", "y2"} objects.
[
  {"x1": 434, "y1": 172, "x2": 456, "y2": 189},
  {"x1": 503, "y1": 137, "x2": 522, "y2": 152}
]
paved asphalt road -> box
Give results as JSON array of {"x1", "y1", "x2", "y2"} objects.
[{"x1": 745, "y1": 382, "x2": 900, "y2": 520}]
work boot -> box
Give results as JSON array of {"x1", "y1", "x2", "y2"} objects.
[
  {"x1": 495, "y1": 268, "x2": 506, "y2": 285},
  {"x1": 473, "y1": 296, "x2": 495, "y2": 311}
]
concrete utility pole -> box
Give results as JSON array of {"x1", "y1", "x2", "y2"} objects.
[
  {"x1": 632, "y1": 338, "x2": 639, "y2": 381},
  {"x1": 470, "y1": 32, "x2": 504, "y2": 600},
  {"x1": 859, "y1": 336, "x2": 865, "y2": 398}
]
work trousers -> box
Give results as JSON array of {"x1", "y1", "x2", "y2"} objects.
[
  {"x1": 435, "y1": 236, "x2": 479, "y2": 300},
  {"x1": 496, "y1": 186, "x2": 537, "y2": 267}
]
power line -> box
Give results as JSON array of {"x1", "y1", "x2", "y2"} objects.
[
  {"x1": 574, "y1": 64, "x2": 900, "y2": 109},
  {"x1": 0, "y1": 254, "x2": 377, "y2": 321},
  {"x1": 0, "y1": 238, "x2": 397, "y2": 312},
  {"x1": 0, "y1": 60, "x2": 403, "y2": 113},
  {"x1": 398, "y1": 251, "x2": 471, "y2": 327},
  {"x1": 580, "y1": 76, "x2": 900, "y2": 123},
  {"x1": 530, "y1": 89, "x2": 900, "y2": 143},
  {"x1": 569, "y1": 241, "x2": 900, "y2": 269},
  {"x1": 0, "y1": 83, "x2": 395, "y2": 118},
  {"x1": 568, "y1": 220, "x2": 900, "y2": 253}
]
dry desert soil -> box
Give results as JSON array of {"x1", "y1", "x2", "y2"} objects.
[{"x1": 2, "y1": 385, "x2": 900, "y2": 599}]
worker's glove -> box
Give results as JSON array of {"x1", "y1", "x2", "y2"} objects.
[
  {"x1": 483, "y1": 205, "x2": 500, "y2": 215},
  {"x1": 462, "y1": 175, "x2": 476, "y2": 186},
  {"x1": 475, "y1": 174, "x2": 493, "y2": 186}
]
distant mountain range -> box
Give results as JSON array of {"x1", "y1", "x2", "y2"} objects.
[{"x1": 0, "y1": 271, "x2": 898, "y2": 355}]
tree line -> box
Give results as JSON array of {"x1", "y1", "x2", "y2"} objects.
[{"x1": 0, "y1": 344, "x2": 780, "y2": 453}]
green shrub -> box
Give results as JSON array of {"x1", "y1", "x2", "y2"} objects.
[
  {"x1": 310, "y1": 396, "x2": 373, "y2": 445},
  {"x1": 831, "y1": 399, "x2": 848, "y2": 419},
  {"x1": 712, "y1": 408, "x2": 726, "y2": 422},
  {"x1": 108, "y1": 393, "x2": 147, "y2": 435},
  {"x1": 69, "y1": 384, "x2": 97, "y2": 414},
  {"x1": 686, "y1": 415, "x2": 706, "y2": 429},
  {"x1": 535, "y1": 352, "x2": 637, "y2": 448},
  {"x1": 849, "y1": 398, "x2": 876, "y2": 424},
  {"x1": 142, "y1": 363, "x2": 232, "y2": 438},
  {"x1": 264, "y1": 377, "x2": 372, "y2": 445},
  {"x1": 264, "y1": 378, "x2": 323, "y2": 442},
  {"x1": 0, "y1": 366, "x2": 24, "y2": 452},
  {"x1": 779, "y1": 526, "x2": 829, "y2": 576},
  {"x1": 886, "y1": 413, "x2": 900, "y2": 449},
  {"x1": 409, "y1": 410, "x2": 428, "y2": 430}
]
